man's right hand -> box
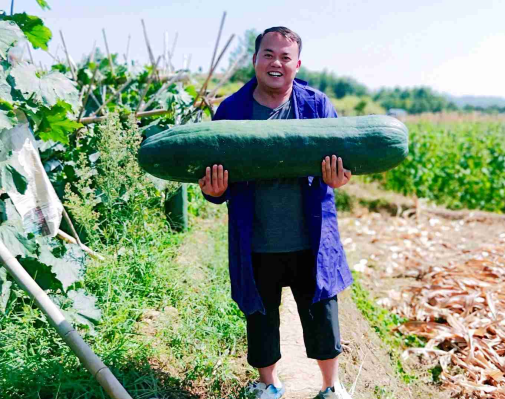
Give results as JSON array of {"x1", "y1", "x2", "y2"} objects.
[{"x1": 198, "y1": 164, "x2": 229, "y2": 197}]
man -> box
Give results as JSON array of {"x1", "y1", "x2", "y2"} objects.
[{"x1": 199, "y1": 27, "x2": 353, "y2": 399}]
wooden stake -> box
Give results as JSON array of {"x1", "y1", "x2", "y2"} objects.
[
  {"x1": 208, "y1": 51, "x2": 247, "y2": 98},
  {"x1": 102, "y1": 28, "x2": 115, "y2": 77},
  {"x1": 59, "y1": 30, "x2": 77, "y2": 81},
  {"x1": 210, "y1": 12, "x2": 226, "y2": 73},
  {"x1": 193, "y1": 12, "x2": 229, "y2": 107},
  {"x1": 194, "y1": 33, "x2": 235, "y2": 108},
  {"x1": 80, "y1": 99, "x2": 226, "y2": 125},
  {"x1": 92, "y1": 77, "x2": 134, "y2": 116},
  {"x1": 139, "y1": 71, "x2": 184, "y2": 112},
  {"x1": 26, "y1": 42, "x2": 34, "y2": 64},
  {"x1": 141, "y1": 19, "x2": 156, "y2": 69},
  {"x1": 78, "y1": 67, "x2": 99, "y2": 122},
  {"x1": 89, "y1": 40, "x2": 97, "y2": 64},
  {"x1": 136, "y1": 55, "x2": 161, "y2": 114},
  {"x1": 123, "y1": 34, "x2": 131, "y2": 64},
  {"x1": 0, "y1": 241, "x2": 131, "y2": 399},
  {"x1": 57, "y1": 230, "x2": 104, "y2": 261}
]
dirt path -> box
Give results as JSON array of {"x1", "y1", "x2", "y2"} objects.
[
  {"x1": 274, "y1": 181, "x2": 504, "y2": 399},
  {"x1": 277, "y1": 286, "x2": 443, "y2": 399}
]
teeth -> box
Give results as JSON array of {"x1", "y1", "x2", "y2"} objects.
[{"x1": 268, "y1": 72, "x2": 282, "y2": 76}]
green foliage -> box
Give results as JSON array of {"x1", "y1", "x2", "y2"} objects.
[
  {"x1": 0, "y1": 162, "x2": 28, "y2": 194},
  {"x1": 365, "y1": 121, "x2": 505, "y2": 212},
  {"x1": 373, "y1": 87, "x2": 457, "y2": 114},
  {"x1": 297, "y1": 67, "x2": 369, "y2": 98},
  {"x1": 0, "y1": 99, "x2": 17, "y2": 129},
  {"x1": 0, "y1": 20, "x2": 24, "y2": 59},
  {"x1": 36, "y1": 101, "x2": 83, "y2": 144},
  {"x1": 2, "y1": 13, "x2": 52, "y2": 50},
  {"x1": 10, "y1": 63, "x2": 79, "y2": 110},
  {"x1": 331, "y1": 95, "x2": 385, "y2": 116}
]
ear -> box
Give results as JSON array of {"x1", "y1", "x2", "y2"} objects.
[
  {"x1": 296, "y1": 59, "x2": 301, "y2": 73},
  {"x1": 252, "y1": 53, "x2": 257, "y2": 66}
]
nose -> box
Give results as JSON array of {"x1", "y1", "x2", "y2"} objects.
[{"x1": 271, "y1": 58, "x2": 282, "y2": 67}]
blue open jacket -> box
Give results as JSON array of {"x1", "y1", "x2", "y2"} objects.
[{"x1": 203, "y1": 77, "x2": 353, "y2": 316}]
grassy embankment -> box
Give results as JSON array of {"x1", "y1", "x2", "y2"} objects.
[{"x1": 0, "y1": 115, "x2": 252, "y2": 399}]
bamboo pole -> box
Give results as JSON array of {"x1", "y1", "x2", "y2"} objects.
[
  {"x1": 123, "y1": 34, "x2": 131, "y2": 64},
  {"x1": 208, "y1": 51, "x2": 247, "y2": 98},
  {"x1": 92, "y1": 77, "x2": 134, "y2": 117},
  {"x1": 78, "y1": 67, "x2": 99, "y2": 122},
  {"x1": 193, "y1": 12, "x2": 227, "y2": 107},
  {"x1": 89, "y1": 40, "x2": 97, "y2": 64},
  {"x1": 57, "y1": 230, "x2": 104, "y2": 261},
  {"x1": 26, "y1": 42, "x2": 34, "y2": 64},
  {"x1": 141, "y1": 19, "x2": 156, "y2": 70},
  {"x1": 59, "y1": 30, "x2": 77, "y2": 81},
  {"x1": 80, "y1": 98, "x2": 226, "y2": 125},
  {"x1": 102, "y1": 29, "x2": 115, "y2": 77},
  {"x1": 136, "y1": 56, "x2": 161, "y2": 114},
  {"x1": 193, "y1": 34, "x2": 235, "y2": 109},
  {"x1": 0, "y1": 241, "x2": 132, "y2": 399},
  {"x1": 139, "y1": 71, "x2": 185, "y2": 112}
]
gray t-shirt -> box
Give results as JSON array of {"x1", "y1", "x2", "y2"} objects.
[{"x1": 251, "y1": 97, "x2": 311, "y2": 253}]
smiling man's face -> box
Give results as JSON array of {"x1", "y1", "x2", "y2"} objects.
[{"x1": 253, "y1": 32, "x2": 301, "y2": 93}]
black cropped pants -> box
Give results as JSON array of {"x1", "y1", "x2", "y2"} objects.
[{"x1": 246, "y1": 249, "x2": 342, "y2": 368}]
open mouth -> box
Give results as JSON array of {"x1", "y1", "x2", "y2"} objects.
[{"x1": 267, "y1": 72, "x2": 283, "y2": 77}]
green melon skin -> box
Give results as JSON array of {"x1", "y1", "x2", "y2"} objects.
[{"x1": 138, "y1": 115, "x2": 409, "y2": 183}]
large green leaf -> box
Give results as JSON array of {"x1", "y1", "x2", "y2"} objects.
[
  {"x1": 20, "y1": 256, "x2": 62, "y2": 291},
  {"x1": 2, "y1": 14, "x2": 52, "y2": 51},
  {"x1": 67, "y1": 289, "x2": 101, "y2": 325},
  {"x1": 0, "y1": 109, "x2": 17, "y2": 130},
  {"x1": 0, "y1": 224, "x2": 37, "y2": 258},
  {"x1": 0, "y1": 21, "x2": 25, "y2": 60},
  {"x1": 0, "y1": 267, "x2": 12, "y2": 313},
  {"x1": 37, "y1": 101, "x2": 83, "y2": 144},
  {"x1": 37, "y1": 239, "x2": 85, "y2": 291},
  {"x1": 10, "y1": 63, "x2": 79, "y2": 110},
  {"x1": 0, "y1": 69, "x2": 13, "y2": 103},
  {"x1": 0, "y1": 161, "x2": 28, "y2": 194}
]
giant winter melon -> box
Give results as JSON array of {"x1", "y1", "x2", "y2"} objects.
[{"x1": 138, "y1": 115, "x2": 408, "y2": 183}]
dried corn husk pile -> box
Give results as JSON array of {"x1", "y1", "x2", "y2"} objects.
[{"x1": 340, "y1": 207, "x2": 505, "y2": 398}]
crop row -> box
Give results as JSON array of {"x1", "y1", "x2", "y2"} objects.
[{"x1": 365, "y1": 120, "x2": 505, "y2": 213}]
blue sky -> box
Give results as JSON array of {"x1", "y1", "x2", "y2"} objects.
[{"x1": 9, "y1": 0, "x2": 505, "y2": 97}]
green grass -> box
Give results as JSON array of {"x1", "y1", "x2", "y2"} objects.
[
  {"x1": 351, "y1": 273, "x2": 424, "y2": 385},
  {"x1": 0, "y1": 114, "x2": 253, "y2": 398},
  {"x1": 0, "y1": 192, "x2": 253, "y2": 399}
]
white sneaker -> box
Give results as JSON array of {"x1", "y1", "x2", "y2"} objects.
[
  {"x1": 246, "y1": 382, "x2": 267, "y2": 397},
  {"x1": 246, "y1": 382, "x2": 285, "y2": 399},
  {"x1": 315, "y1": 382, "x2": 352, "y2": 399}
]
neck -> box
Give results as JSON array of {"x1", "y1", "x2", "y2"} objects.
[{"x1": 253, "y1": 83, "x2": 293, "y2": 109}]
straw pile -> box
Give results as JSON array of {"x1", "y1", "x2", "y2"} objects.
[{"x1": 341, "y1": 206, "x2": 505, "y2": 398}]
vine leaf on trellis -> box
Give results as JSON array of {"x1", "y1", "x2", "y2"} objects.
[
  {"x1": 10, "y1": 63, "x2": 79, "y2": 111},
  {"x1": 36, "y1": 101, "x2": 83, "y2": 144},
  {"x1": 1, "y1": 13, "x2": 52, "y2": 51},
  {"x1": 0, "y1": 21, "x2": 25, "y2": 60}
]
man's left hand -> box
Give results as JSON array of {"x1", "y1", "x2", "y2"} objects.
[{"x1": 322, "y1": 155, "x2": 352, "y2": 189}]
